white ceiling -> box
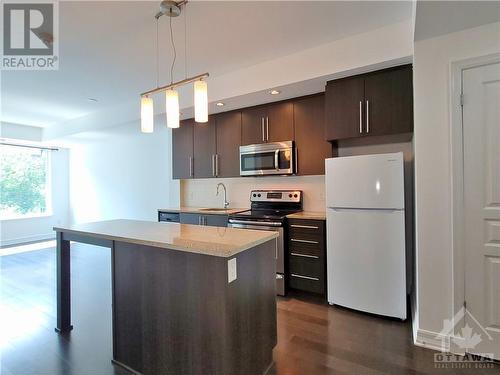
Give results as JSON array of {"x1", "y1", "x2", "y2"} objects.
[
  {"x1": 1, "y1": 1, "x2": 412, "y2": 129},
  {"x1": 414, "y1": 1, "x2": 500, "y2": 41}
]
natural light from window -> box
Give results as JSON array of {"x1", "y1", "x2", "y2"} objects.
[{"x1": 0, "y1": 144, "x2": 52, "y2": 220}]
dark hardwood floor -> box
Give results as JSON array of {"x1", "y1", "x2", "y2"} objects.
[{"x1": 1, "y1": 244, "x2": 498, "y2": 375}]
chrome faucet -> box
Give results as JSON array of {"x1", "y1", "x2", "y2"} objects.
[{"x1": 216, "y1": 183, "x2": 229, "y2": 209}]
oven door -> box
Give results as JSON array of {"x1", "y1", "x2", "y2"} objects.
[
  {"x1": 228, "y1": 219, "x2": 286, "y2": 295},
  {"x1": 239, "y1": 142, "x2": 294, "y2": 176}
]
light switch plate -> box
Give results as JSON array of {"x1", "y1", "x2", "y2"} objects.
[{"x1": 228, "y1": 258, "x2": 237, "y2": 284}]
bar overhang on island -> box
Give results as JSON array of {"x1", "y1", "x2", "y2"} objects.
[{"x1": 54, "y1": 219, "x2": 278, "y2": 375}]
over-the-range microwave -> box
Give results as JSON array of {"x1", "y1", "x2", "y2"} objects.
[{"x1": 239, "y1": 141, "x2": 295, "y2": 176}]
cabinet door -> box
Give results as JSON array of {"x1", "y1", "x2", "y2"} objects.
[
  {"x1": 215, "y1": 111, "x2": 241, "y2": 177},
  {"x1": 241, "y1": 106, "x2": 266, "y2": 145},
  {"x1": 172, "y1": 119, "x2": 194, "y2": 179},
  {"x1": 193, "y1": 116, "x2": 217, "y2": 178},
  {"x1": 325, "y1": 76, "x2": 365, "y2": 141},
  {"x1": 204, "y1": 215, "x2": 228, "y2": 227},
  {"x1": 266, "y1": 101, "x2": 294, "y2": 142},
  {"x1": 364, "y1": 65, "x2": 413, "y2": 136},
  {"x1": 180, "y1": 213, "x2": 201, "y2": 225},
  {"x1": 294, "y1": 95, "x2": 332, "y2": 175}
]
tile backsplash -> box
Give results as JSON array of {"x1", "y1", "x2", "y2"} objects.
[{"x1": 181, "y1": 175, "x2": 326, "y2": 211}]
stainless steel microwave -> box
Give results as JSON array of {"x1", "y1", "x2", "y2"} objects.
[{"x1": 239, "y1": 141, "x2": 295, "y2": 176}]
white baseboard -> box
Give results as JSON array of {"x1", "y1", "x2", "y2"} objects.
[
  {"x1": 0, "y1": 233, "x2": 55, "y2": 247},
  {"x1": 415, "y1": 329, "x2": 449, "y2": 352}
]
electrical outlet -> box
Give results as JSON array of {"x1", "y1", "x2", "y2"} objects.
[{"x1": 227, "y1": 258, "x2": 237, "y2": 284}]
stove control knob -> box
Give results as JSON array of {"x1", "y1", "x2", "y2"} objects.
[
  {"x1": 294, "y1": 194, "x2": 298, "y2": 198},
  {"x1": 288, "y1": 194, "x2": 293, "y2": 198},
  {"x1": 257, "y1": 193, "x2": 261, "y2": 197},
  {"x1": 253, "y1": 194, "x2": 257, "y2": 198}
]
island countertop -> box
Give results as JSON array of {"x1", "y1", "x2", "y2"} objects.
[{"x1": 54, "y1": 219, "x2": 277, "y2": 258}]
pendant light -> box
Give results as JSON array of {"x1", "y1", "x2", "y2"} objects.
[
  {"x1": 141, "y1": 97, "x2": 154, "y2": 133},
  {"x1": 140, "y1": 1, "x2": 209, "y2": 132},
  {"x1": 194, "y1": 80, "x2": 208, "y2": 123},
  {"x1": 166, "y1": 89, "x2": 180, "y2": 128}
]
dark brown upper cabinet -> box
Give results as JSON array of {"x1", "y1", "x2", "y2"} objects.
[
  {"x1": 241, "y1": 106, "x2": 266, "y2": 145},
  {"x1": 294, "y1": 95, "x2": 332, "y2": 175},
  {"x1": 172, "y1": 118, "x2": 194, "y2": 179},
  {"x1": 241, "y1": 102, "x2": 293, "y2": 145},
  {"x1": 215, "y1": 111, "x2": 242, "y2": 178},
  {"x1": 325, "y1": 64, "x2": 413, "y2": 141},
  {"x1": 363, "y1": 65, "x2": 413, "y2": 136},
  {"x1": 193, "y1": 116, "x2": 217, "y2": 178},
  {"x1": 266, "y1": 102, "x2": 294, "y2": 142}
]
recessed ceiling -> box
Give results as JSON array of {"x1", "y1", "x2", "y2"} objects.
[{"x1": 1, "y1": 1, "x2": 412, "y2": 129}]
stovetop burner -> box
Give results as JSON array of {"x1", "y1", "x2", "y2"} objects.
[{"x1": 229, "y1": 190, "x2": 303, "y2": 223}]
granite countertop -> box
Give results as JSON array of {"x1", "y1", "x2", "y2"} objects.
[
  {"x1": 54, "y1": 219, "x2": 277, "y2": 258},
  {"x1": 286, "y1": 211, "x2": 326, "y2": 220},
  {"x1": 158, "y1": 207, "x2": 249, "y2": 215}
]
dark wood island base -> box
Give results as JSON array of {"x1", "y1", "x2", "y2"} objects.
[{"x1": 54, "y1": 220, "x2": 278, "y2": 375}]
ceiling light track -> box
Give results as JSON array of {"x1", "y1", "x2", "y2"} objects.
[{"x1": 140, "y1": 72, "x2": 209, "y2": 98}]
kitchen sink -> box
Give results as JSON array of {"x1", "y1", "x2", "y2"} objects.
[{"x1": 199, "y1": 208, "x2": 229, "y2": 211}]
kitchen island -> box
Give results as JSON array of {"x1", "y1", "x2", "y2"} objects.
[{"x1": 54, "y1": 219, "x2": 278, "y2": 375}]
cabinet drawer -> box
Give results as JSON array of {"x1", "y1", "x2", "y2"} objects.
[
  {"x1": 288, "y1": 241, "x2": 323, "y2": 257},
  {"x1": 289, "y1": 273, "x2": 324, "y2": 294},
  {"x1": 288, "y1": 219, "x2": 325, "y2": 241},
  {"x1": 289, "y1": 255, "x2": 323, "y2": 279}
]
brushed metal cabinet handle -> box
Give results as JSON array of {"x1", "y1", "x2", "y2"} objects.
[
  {"x1": 290, "y1": 224, "x2": 319, "y2": 229},
  {"x1": 290, "y1": 252, "x2": 319, "y2": 259},
  {"x1": 198, "y1": 216, "x2": 201, "y2": 225},
  {"x1": 291, "y1": 273, "x2": 319, "y2": 281},
  {"x1": 266, "y1": 117, "x2": 269, "y2": 142},
  {"x1": 261, "y1": 118, "x2": 265, "y2": 142},
  {"x1": 291, "y1": 238, "x2": 319, "y2": 244},
  {"x1": 212, "y1": 155, "x2": 215, "y2": 177},
  {"x1": 189, "y1": 157, "x2": 194, "y2": 177},
  {"x1": 215, "y1": 154, "x2": 219, "y2": 177},
  {"x1": 366, "y1": 100, "x2": 369, "y2": 133},
  {"x1": 359, "y1": 101, "x2": 363, "y2": 133}
]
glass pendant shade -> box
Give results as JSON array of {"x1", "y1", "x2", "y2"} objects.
[
  {"x1": 140, "y1": 97, "x2": 154, "y2": 133},
  {"x1": 166, "y1": 89, "x2": 180, "y2": 128},
  {"x1": 194, "y1": 80, "x2": 208, "y2": 123}
]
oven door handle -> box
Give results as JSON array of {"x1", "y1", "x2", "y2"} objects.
[{"x1": 228, "y1": 219, "x2": 282, "y2": 227}]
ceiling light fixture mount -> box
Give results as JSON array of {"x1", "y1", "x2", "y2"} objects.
[
  {"x1": 269, "y1": 90, "x2": 281, "y2": 95},
  {"x1": 141, "y1": 0, "x2": 209, "y2": 132},
  {"x1": 216, "y1": 102, "x2": 225, "y2": 107}
]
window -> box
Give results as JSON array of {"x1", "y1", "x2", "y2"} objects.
[{"x1": 0, "y1": 144, "x2": 51, "y2": 219}]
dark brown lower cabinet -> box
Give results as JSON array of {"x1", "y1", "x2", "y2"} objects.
[
  {"x1": 293, "y1": 94, "x2": 332, "y2": 175},
  {"x1": 287, "y1": 218, "x2": 326, "y2": 295}
]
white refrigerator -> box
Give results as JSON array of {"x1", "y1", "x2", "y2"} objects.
[{"x1": 326, "y1": 152, "x2": 406, "y2": 320}]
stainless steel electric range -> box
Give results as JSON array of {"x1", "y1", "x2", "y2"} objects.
[{"x1": 228, "y1": 190, "x2": 303, "y2": 296}]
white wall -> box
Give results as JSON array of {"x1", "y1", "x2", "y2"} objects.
[
  {"x1": 66, "y1": 118, "x2": 179, "y2": 224},
  {"x1": 413, "y1": 21, "x2": 500, "y2": 343},
  {"x1": 181, "y1": 175, "x2": 325, "y2": 212},
  {"x1": 0, "y1": 148, "x2": 70, "y2": 246}
]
